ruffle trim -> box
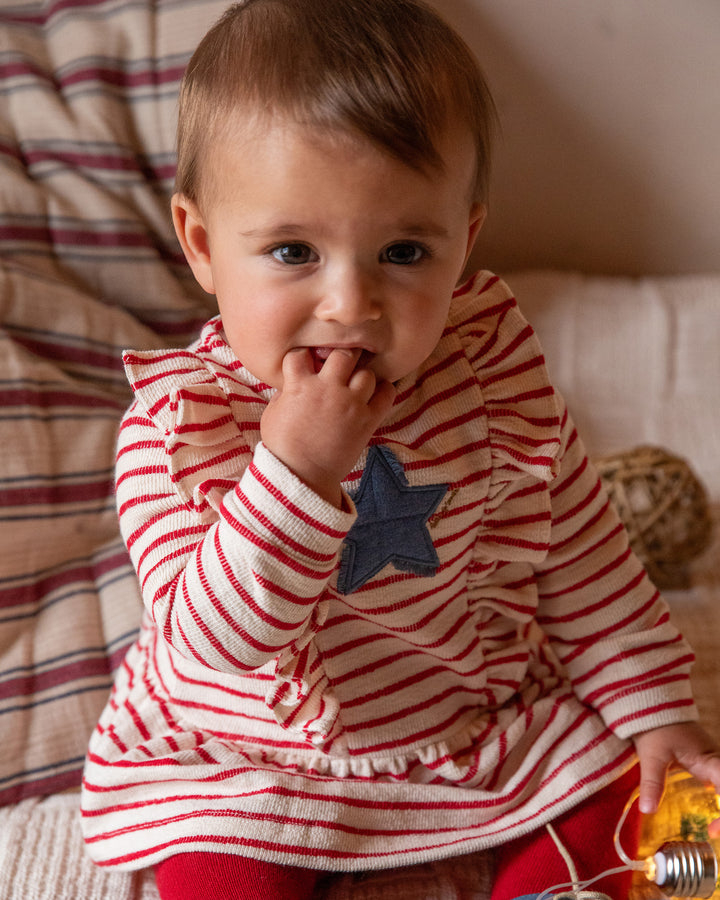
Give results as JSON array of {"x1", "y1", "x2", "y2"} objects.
[
  {"x1": 187, "y1": 681, "x2": 573, "y2": 788},
  {"x1": 450, "y1": 271, "x2": 563, "y2": 565},
  {"x1": 267, "y1": 604, "x2": 343, "y2": 751},
  {"x1": 237, "y1": 711, "x2": 499, "y2": 784},
  {"x1": 123, "y1": 318, "x2": 267, "y2": 522}
]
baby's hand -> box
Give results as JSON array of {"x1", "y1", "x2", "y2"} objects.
[
  {"x1": 633, "y1": 722, "x2": 720, "y2": 813},
  {"x1": 260, "y1": 348, "x2": 396, "y2": 506}
]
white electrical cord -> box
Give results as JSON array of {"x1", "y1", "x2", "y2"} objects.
[
  {"x1": 613, "y1": 787, "x2": 647, "y2": 872},
  {"x1": 532, "y1": 820, "x2": 637, "y2": 900}
]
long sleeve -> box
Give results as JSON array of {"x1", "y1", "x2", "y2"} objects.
[
  {"x1": 115, "y1": 401, "x2": 355, "y2": 676},
  {"x1": 533, "y1": 397, "x2": 696, "y2": 738}
]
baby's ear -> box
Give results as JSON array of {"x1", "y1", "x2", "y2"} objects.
[
  {"x1": 457, "y1": 202, "x2": 486, "y2": 283},
  {"x1": 464, "y1": 202, "x2": 486, "y2": 266},
  {"x1": 171, "y1": 194, "x2": 216, "y2": 295}
]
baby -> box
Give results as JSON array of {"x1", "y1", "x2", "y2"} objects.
[{"x1": 81, "y1": 1, "x2": 720, "y2": 898}]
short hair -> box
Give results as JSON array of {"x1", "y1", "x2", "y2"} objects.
[{"x1": 175, "y1": 0, "x2": 497, "y2": 207}]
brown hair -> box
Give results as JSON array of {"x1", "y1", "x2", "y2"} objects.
[{"x1": 175, "y1": 0, "x2": 496, "y2": 206}]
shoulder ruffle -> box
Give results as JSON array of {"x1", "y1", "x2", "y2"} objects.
[
  {"x1": 122, "y1": 317, "x2": 266, "y2": 521},
  {"x1": 450, "y1": 271, "x2": 563, "y2": 565}
]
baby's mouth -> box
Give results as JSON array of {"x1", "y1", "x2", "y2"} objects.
[
  {"x1": 310, "y1": 347, "x2": 333, "y2": 372},
  {"x1": 310, "y1": 347, "x2": 374, "y2": 373}
]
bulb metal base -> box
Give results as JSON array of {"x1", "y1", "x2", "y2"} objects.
[{"x1": 653, "y1": 841, "x2": 718, "y2": 898}]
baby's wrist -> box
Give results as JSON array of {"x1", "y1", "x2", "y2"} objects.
[
  {"x1": 262, "y1": 440, "x2": 344, "y2": 508},
  {"x1": 299, "y1": 471, "x2": 344, "y2": 508}
]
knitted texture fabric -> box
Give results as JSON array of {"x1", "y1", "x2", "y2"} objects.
[
  {"x1": 0, "y1": 795, "x2": 158, "y2": 900},
  {"x1": 81, "y1": 272, "x2": 696, "y2": 873}
]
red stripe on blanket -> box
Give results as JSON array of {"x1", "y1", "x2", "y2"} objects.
[
  {"x1": 59, "y1": 62, "x2": 187, "y2": 92},
  {"x1": 0, "y1": 388, "x2": 124, "y2": 411},
  {"x1": 0, "y1": 477, "x2": 114, "y2": 508},
  {"x1": 0, "y1": 547, "x2": 132, "y2": 610},
  {"x1": 0, "y1": 656, "x2": 112, "y2": 701},
  {"x1": 0, "y1": 0, "x2": 151, "y2": 27},
  {"x1": 0, "y1": 766, "x2": 84, "y2": 807}
]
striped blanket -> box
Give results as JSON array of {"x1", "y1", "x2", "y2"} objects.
[{"x1": 0, "y1": 0, "x2": 225, "y2": 807}]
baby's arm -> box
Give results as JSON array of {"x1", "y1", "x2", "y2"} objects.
[
  {"x1": 533, "y1": 399, "x2": 699, "y2": 740},
  {"x1": 260, "y1": 347, "x2": 396, "y2": 507},
  {"x1": 116, "y1": 346, "x2": 394, "y2": 676},
  {"x1": 531, "y1": 399, "x2": 720, "y2": 805},
  {"x1": 116, "y1": 398, "x2": 354, "y2": 675},
  {"x1": 634, "y1": 723, "x2": 720, "y2": 813}
]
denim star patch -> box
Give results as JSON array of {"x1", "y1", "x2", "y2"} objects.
[{"x1": 336, "y1": 445, "x2": 448, "y2": 594}]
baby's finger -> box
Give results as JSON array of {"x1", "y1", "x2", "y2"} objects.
[
  {"x1": 683, "y1": 751, "x2": 720, "y2": 795},
  {"x1": 638, "y1": 766, "x2": 667, "y2": 815},
  {"x1": 368, "y1": 379, "x2": 397, "y2": 419},
  {"x1": 318, "y1": 348, "x2": 362, "y2": 381},
  {"x1": 634, "y1": 733, "x2": 672, "y2": 814},
  {"x1": 347, "y1": 365, "x2": 377, "y2": 398},
  {"x1": 281, "y1": 348, "x2": 315, "y2": 381}
]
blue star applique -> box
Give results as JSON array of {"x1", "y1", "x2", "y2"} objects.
[{"x1": 336, "y1": 445, "x2": 448, "y2": 594}]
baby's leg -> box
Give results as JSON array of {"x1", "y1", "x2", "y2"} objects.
[
  {"x1": 490, "y1": 767, "x2": 640, "y2": 900},
  {"x1": 154, "y1": 851, "x2": 318, "y2": 900}
]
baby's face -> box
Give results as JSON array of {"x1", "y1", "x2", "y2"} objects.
[{"x1": 173, "y1": 117, "x2": 485, "y2": 389}]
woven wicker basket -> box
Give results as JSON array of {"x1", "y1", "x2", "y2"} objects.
[{"x1": 594, "y1": 446, "x2": 713, "y2": 589}]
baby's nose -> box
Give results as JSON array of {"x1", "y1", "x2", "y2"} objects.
[{"x1": 316, "y1": 268, "x2": 383, "y2": 325}]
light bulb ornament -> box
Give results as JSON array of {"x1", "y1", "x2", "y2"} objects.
[{"x1": 614, "y1": 774, "x2": 720, "y2": 899}]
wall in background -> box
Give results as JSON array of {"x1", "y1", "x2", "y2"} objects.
[{"x1": 432, "y1": 0, "x2": 720, "y2": 276}]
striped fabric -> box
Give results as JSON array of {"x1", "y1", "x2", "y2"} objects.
[
  {"x1": 0, "y1": 0, "x2": 226, "y2": 804},
  {"x1": 0, "y1": 0, "x2": 225, "y2": 337},
  {"x1": 81, "y1": 272, "x2": 696, "y2": 872}
]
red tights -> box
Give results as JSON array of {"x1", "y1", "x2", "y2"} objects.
[
  {"x1": 490, "y1": 767, "x2": 640, "y2": 900},
  {"x1": 155, "y1": 769, "x2": 639, "y2": 900},
  {"x1": 155, "y1": 853, "x2": 318, "y2": 900}
]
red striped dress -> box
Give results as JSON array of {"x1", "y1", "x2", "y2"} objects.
[{"x1": 81, "y1": 271, "x2": 696, "y2": 871}]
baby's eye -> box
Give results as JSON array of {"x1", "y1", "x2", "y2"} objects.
[
  {"x1": 382, "y1": 243, "x2": 427, "y2": 265},
  {"x1": 270, "y1": 243, "x2": 317, "y2": 265}
]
